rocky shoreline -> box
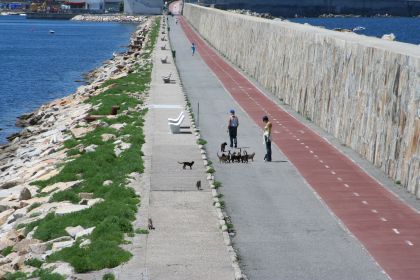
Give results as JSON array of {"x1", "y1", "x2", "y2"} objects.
[
  {"x1": 71, "y1": 14, "x2": 145, "y2": 23},
  {"x1": 0, "y1": 15, "x2": 153, "y2": 278}
]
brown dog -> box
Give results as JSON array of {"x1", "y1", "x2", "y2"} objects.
[
  {"x1": 217, "y1": 152, "x2": 228, "y2": 163},
  {"x1": 247, "y1": 152, "x2": 256, "y2": 162}
]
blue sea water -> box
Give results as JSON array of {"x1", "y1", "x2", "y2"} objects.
[
  {"x1": 0, "y1": 16, "x2": 136, "y2": 143},
  {"x1": 289, "y1": 17, "x2": 420, "y2": 45}
]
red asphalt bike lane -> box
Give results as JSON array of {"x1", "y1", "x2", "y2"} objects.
[{"x1": 178, "y1": 16, "x2": 420, "y2": 280}]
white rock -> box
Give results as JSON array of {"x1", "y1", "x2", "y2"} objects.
[
  {"x1": 103, "y1": 180, "x2": 113, "y2": 186},
  {"x1": 52, "y1": 240, "x2": 75, "y2": 252},
  {"x1": 381, "y1": 33, "x2": 396, "y2": 41},
  {"x1": 43, "y1": 262, "x2": 74, "y2": 277},
  {"x1": 29, "y1": 243, "x2": 48, "y2": 254},
  {"x1": 41, "y1": 180, "x2": 82, "y2": 194},
  {"x1": 84, "y1": 144, "x2": 98, "y2": 153},
  {"x1": 75, "y1": 227, "x2": 95, "y2": 239},
  {"x1": 110, "y1": 123, "x2": 125, "y2": 131},
  {"x1": 55, "y1": 204, "x2": 89, "y2": 216},
  {"x1": 65, "y1": 226, "x2": 85, "y2": 238},
  {"x1": 70, "y1": 126, "x2": 94, "y2": 139},
  {"x1": 101, "y1": 133, "x2": 116, "y2": 142},
  {"x1": 79, "y1": 239, "x2": 91, "y2": 247},
  {"x1": 0, "y1": 209, "x2": 15, "y2": 226}
]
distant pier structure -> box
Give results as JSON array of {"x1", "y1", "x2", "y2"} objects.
[
  {"x1": 124, "y1": 0, "x2": 162, "y2": 14},
  {"x1": 194, "y1": 0, "x2": 420, "y2": 17}
]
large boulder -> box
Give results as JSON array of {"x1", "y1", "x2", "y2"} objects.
[{"x1": 19, "y1": 187, "x2": 31, "y2": 201}]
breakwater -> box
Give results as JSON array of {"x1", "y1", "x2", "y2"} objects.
[
  {"x1": 0, "y1": 16, "x2": 152, "y2": 278},
  {"x1": 183, "y1": 4, "x2": 420, "y2": 197},
  {"x1": 71, "y1": 14, "x2": 145, "y2": 22}
]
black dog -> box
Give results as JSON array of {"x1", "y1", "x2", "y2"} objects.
[
  {"x1": 178, "y1": 161, "x2": 194, "y2": 169},
  {"x1": 221, "y1": 142, "x2": 228, "y2": 152}
]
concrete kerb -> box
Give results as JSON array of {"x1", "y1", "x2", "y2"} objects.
[{"x1": 168, "y1": 19, "x2": 246, "y2": 280}]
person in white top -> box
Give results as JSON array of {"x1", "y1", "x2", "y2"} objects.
[{"x1": 263, "y1": 115, "x2": 272, "y2": 162}]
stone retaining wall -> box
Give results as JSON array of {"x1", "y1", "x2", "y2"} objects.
[{"x1": 183, "y1": 4, "x2": 420, "y2": 197}]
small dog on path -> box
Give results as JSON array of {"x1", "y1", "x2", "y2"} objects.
[{"x1": 220, "y1": 142, "x2": 228, "y2": 152}]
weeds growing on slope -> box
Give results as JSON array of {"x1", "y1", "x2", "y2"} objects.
[{"x1": 22, "y1": 17, "x2": 161, "y2": 274}]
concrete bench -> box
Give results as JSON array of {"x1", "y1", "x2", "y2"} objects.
[
  {"x1": 162, "y1": 74, "x2": 172, "y2": 84},
  {"x1": 168, "y1": 114, "x2": 185, "y2": 134},
  {"x1": 161, "y1": 56, "x2": 168, "y2": 64},
  {"x1": 168, "y1": 111, "x2": 184, "y2": 124}
]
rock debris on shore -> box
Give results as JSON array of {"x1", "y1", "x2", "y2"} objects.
[
  {"x1": 71, "y1": 14, "x2": 145, "y2": 23},
  {"x1": 0, "y1": 16, "x2": 152, "y2": 278}
]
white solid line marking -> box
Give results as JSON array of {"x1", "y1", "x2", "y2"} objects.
[
  {"x1": 344, "y1": 184, "x2": 350, "y2": 188},
  {"x1": 331, "y1": 171, "x2": 336, "y2": 175},
  {"x1": 371, "y1": 209, "x2": 378, "y2": 213},
  {"x1": 393, "y1": 228, "x2": 400, "y2": 234},
  {"x1": 380, "y1": 217, "x2": 387, "y2": 222},
  {"x1": 362, "y1": 201, "x2": 368, "y2": 205},
  {"x1": 337, "y1": 177, "x2": 343, "y2": 181},
  {"x1": 353, "y1": 192, "x2": 360, "y2": 197},
  {"x1": 405, "y1": 240, "x2": 414, "y2": 246},
  {"x1": 325, "y1": 165, "x2": 330, "y2": 169}
]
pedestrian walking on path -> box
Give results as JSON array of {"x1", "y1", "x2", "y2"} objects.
[
  {"x1": 191, "y1": 42, "x2": 196, "y2": 56},
  {"x1": 228, "y1": 109, "x2": 239, "y2": 148},
  {"x1": 263, "y1": 115, "x2": 272, "y2": 161}
]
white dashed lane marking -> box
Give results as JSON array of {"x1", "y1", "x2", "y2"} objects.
[
  {"x1": 393, "y1": 228, "x2": 400, "y2": 235},
  {"x1": 353, "y1": 192, "x2": 360, "y2": 197},
  {"x1": 371, "y1": 209, "x2": 378, "y2": 213},
  {"x1": 380, "y1": 217, "x2": 387, "y2": 222},
  {"x1": 406, "y1": 240, "x2": 414, "y2": 246}
]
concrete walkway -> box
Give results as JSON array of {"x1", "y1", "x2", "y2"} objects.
[
  {"x1": 116, "y1": 18, "x2": 234, "y2": 280},
  {"x1": 168, "y1": 16, "x2": 389, "y2": 280}
]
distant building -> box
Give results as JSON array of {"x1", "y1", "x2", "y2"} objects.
[
  {"x1": 85, "y1": 0, "x2": 104, "y2": 10},
  {"x1": 124, "y1": 0, "x2": 162, "y2": 14}
]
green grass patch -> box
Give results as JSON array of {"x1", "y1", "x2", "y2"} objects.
[
  {"x1": 23, "y1": 17, "x2": 161, "y2": 273},
  {"x1": 135, "y1": 228, "x2": 149, "y2": 234},
  {"x1": 24, "y1": 258, "x2": 43, "y2": 268},
  {"x1": 64, "y1": 138, "x2": 79, "y2": 149},
  {"x1": 213, "y1": 181, "x2": 222, "y2": 189},
  {"x1": 103, "y1": 273, "x2": 116, "y2": 280},
  {"x1": 207, "y1": 167, "x2": 215, "y2": 174},
  {"x1": 31, "y1": 268, "x2": 65, "y2": 280},
  {"x1": 1, "y1": 246, "x2": 13, "y2": 256},
  {"x1": 197, "y1": 139, "x2": 207, "y2": 145},
  {"x1": 4, "y1": 271, "x2": 27, "y2": 280},
  {"x1": 27, "y1": 202, "x2": 42, "y2": 212},
  {"x1": 50, "y1": 190, "x2": 80, "y2": 204}
]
